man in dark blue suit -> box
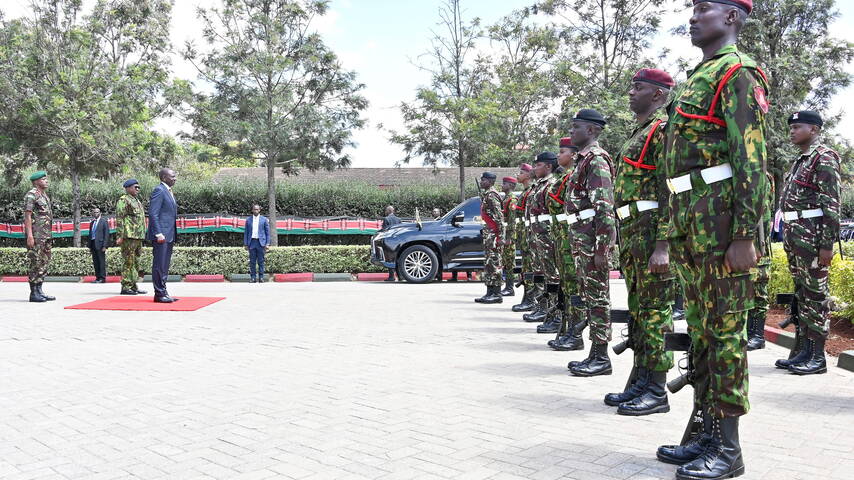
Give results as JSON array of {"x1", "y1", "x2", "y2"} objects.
[
  {"x1": 146, "y1": 168, "x2": 179, "y2": 302},
  {"x1": 243, "y1": 204, "x2": 271, "y2": 283},
  {"x1": 88, "y1": 207, "x2": 110, "y2": 283}
]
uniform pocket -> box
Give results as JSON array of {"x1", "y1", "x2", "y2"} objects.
[{"x1": 713, "y1": 269, "x2": 754, "y2": 316}]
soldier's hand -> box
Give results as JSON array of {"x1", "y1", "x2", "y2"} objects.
[
  {"x1": 818, "y1": 248, "x2": 834, "y2": 267},
  {"x1": 724, "y1": 239, "x2": 757, "y2": 274},
  {"x1": 116, "y1": 237, "x2": 123, "y2": 246},
  {"x1": 648, "y1": 240, "x2": 670, "y2": 274},
  {"x1": 594, "y1": 252, "x2": 608, "y2": 270},
  {"x1": 26, "y1": 235, "x2": 34, "y2": 249}
]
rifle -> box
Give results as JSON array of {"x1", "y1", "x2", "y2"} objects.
[
  {"x1": 776, "y1": 293, "x2": 804, "y2": 360},
  {"x1": 570, "y1": 295, "x2": 588, "y2": 335},
  {"x1": 611, "y1": 309, "x2": 637, "y2": 389},
  {"x1": 664, "y1": 332, "x2": 703, "y2": 445}
]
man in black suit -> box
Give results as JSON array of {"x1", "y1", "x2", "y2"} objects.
[
  {"x1": 146, "y1": 168, "x2": 179, "y2": 303},
  {"x1": 381, "y1": 206, "x2": 401, "y2": 281},
  {"x1": 88, "y1": 207, "x2": 109, "y2": 283}
]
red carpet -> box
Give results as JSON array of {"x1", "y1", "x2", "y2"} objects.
[{"x1": 65, "y1": 296, "x2": 226, "y2": 311}]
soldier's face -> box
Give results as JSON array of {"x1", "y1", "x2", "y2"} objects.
[
  {"x1": 502, "y1": 181, "x2": 514, "y2": 192},
  {"x1": 789, "y1": 123, "x2": 817, "y2": 146},
  {"x1": 126, "y1": 185, "x2": 139, "y2": 197},
  {"x1": 34, "y1": 178, "x2": 48, "y2": 190},
  {"x1": 558, "y1": 148, "x2": 575, "y2": 168},
  {"x1": 570, "y1": 121, "x2": 591, "y2": 147},
  {"x1": 628, "y1": 81, "x2": 657, "y2": 114},
  {"x1": 689, "y1": 2, "x2": 733, "y2": 48}
]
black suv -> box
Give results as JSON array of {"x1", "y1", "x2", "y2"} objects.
[{"x1": 371, "y1": 197, "x2": 516, "y2": 283}]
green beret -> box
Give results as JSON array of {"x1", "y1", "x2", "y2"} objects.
[{"x1": 29, "y1": 171, "x2": 47, "y2": 182}]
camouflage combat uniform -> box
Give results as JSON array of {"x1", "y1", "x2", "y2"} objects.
[
  {"x1": 615, "y1": 115, "x2": 675, "y2": 372},
  {"x1": 501, "y1": 192, "x2": 518, "y2": 285},
  {"x1": 116, "y1": 192, "x2": 147, "y2": 291},
  {"x1": 563, "y1": 143, "x2": 616, "y2": 343},
  {"x1": 517, "y1": 184, "x2": 536, "y2": 290},
  {"x1": 780, "y1": 144, "x2": 841, "y2": 339},
  {"x1": 548, "y1": 169, "x2": 582, "y2": 334},
  {"x1": 480, "y1": 186, "x2": 504, "y2": 288},
  {"x1": 24, "y1": 188, "x2": 53, "y2": 283},
  {"x1": 663, "y1": 44, "x2": 770, "y2": 418},
  {"x1": 529, "y1": 174, "x2": 560, "y2": 284},
  {"x1": 748, "y1": 173, "x2": 774, "y2": 342}
]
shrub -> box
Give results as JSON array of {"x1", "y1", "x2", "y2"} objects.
[{"x1": 0, "y1": 246, "x2": 384, "y2": 276}]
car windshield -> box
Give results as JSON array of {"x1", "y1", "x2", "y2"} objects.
[{"x1": 439, "y1": 197, "x2": 479, "y2": 222}]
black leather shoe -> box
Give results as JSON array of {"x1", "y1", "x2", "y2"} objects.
[
  {"x1": 29, "y1": 283, "x2": 47, "y2": 303},
  {"x1": 536, "y1": 313, "x2": 561, "y2": 334},
  {"x1": 570, "y1": 342, "x2": 612, "y2": 377},
  {"x1": 523, "y1": 296, "x2": 548, "y2": 322},
  {"x1": 258, "y1": 277, "x2": 265, "y2": 283},
  {"x1": 658, "y1": 433, "x2": 713, "y2": 465},
  {"x1": 775, "y1": 326, "x2": 809, "y2": 369},
  {"x1": 788, "y1": 335, "x2": 827, "y2": 375},
  {"x1": 549, "y1": 334, "x2": 584, "y2": 351},
  {"x1": 91, "y1": 279, "x2": 105, "y2": 284},
  {"x1": 617, "y1": 371, "x2": 670, "y2": 416},
  {"x1": 120, "y1": 289, "x2": 138, "y2": 295},
  {"x1": 133, "y1": 289, "x2": 147, "y2": 294},
  {"x1": 154, "y1": 296, "x2": 177, "y2": 303},
  {"x1": 746, "y1": 313, "x2": 766, "y2": 351},
  {"x1": 500, "y1": 278, "x2": 515, "y2": 296},
  {"x1": 675, "y1": 417, "x2": 744, "y2": 480},
  {"x1": 604, "y1": 368, "x2": 648, "y2": 406},
  {"x1": 480, "y1": 286, "x2": 504, "y2": 304},
  {"x1": 512, "y1": 295, "x2": 536, "y2": 312},
  {"x1": 36, "y1": 283, "x2": 55, "y2": 301},
  {"x1": 250, "y1": 278, "x2": 257, "y2": 283}
]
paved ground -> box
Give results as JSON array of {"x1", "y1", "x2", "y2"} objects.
[{"x1": 0, "y1": 280, "x2": 852, "y2": 480}]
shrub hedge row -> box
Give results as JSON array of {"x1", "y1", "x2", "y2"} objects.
[
  {"x1": 0, "y1": 246, "x2": 384, "y2": 276},
  {"x1": 0, "y1": 175, "x2": 478, "y2": 222}
]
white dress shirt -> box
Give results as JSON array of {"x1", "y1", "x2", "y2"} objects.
[{"x1": 252, "y1": 215, "x2": 260, "y2": 239}]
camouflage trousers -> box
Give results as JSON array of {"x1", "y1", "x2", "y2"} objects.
[
  {"x1": 747, "y1": 258, "x2": 771, "y2": 327},
  {"x1": 619, "y1": 217, "x2": 674, "y2": 372},
  {"x1": 784, "y1": 246, "x2": 830, "y2": 338},
  {"x1": 27, "y1": 238, "x2": 52, "y2": 283},
  {"x1": 121, "y1": 238, "x2": 143, "y2": 291},
  {"x1": 530, "y1": 222, "x2": 559, "y2": 283},
  {"x1": 517, "y1": 222, "x2": 534, "y2": 290},
  {"x1": 671, "y1": 240, "x2": 752, "y2": 418},
  {"x1": 482, "y1": 229, "x2": 503, "y2": 287},
  {"x1": 551, "y1": 222, "x2": 582, "y2": 331},
  {"x1": 570, "y1": 219, "x2": 611, "y2": 343},
  {"x1": 501, "y1": 238, "x2": 516, "y2": 285}
]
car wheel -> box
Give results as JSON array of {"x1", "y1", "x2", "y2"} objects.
[{"x1": 397, "y1": 245, "x2": 439, "y2": 284}]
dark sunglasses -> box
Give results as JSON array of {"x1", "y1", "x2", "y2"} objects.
[{"x1": 133, "y1": 185, "x2": 141, "y2": 189}]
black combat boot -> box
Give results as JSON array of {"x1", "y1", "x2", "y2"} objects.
[
  {"x1": 474, "y1": 285, "x2": 491, "y2": 303},
  {"x1": 29, "y1": 282, "x2": 47, "y2": 303},
  {"x1": 775, "y1": 325, "x2": 809, "y2": 369},
  {"x1": 788, "y1": 334, "x2": 827, "y2": 375},
  {"x1": 675, "y1": 416, "x2": 744, "y2": 480},
  {"x1": 550, "y1": 333, "x2": 584, "y2": 351},
  {"x1": 569, "y1": 342, "x2": 612, "y2": 377},
  {"x1": 36, "y1": 283, "x2": 55, "y2": 301},
  {"x1": 537, "y1": 285, "x2": 562, "y2": 333},
  {"x1": 604, "y1": 367, "x2": 649, "y2": 406},
  {"x1": 500, "y1": 278, "x2": 515, "y2": 296},
  {"x1": 480, "y1": 286, "x2": 504, "y2": 304},
  {"x1": 512, "y1": 284, "x2": 536, "y2": 311},
  {"x1": 745, "y1": 312, "x2": 765, "y2": 351},
  {"x1": 657, "y1": 409, "x2": 713, "y2": 465},
  {"x1": 523, "y1": 293, "x2": 548, "y2": 322},
  {"x1": 617, "y1": 370, "x2": 670, "y2": 416}
]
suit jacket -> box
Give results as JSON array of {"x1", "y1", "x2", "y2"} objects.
[
  {"x1": 381, "y1": 214, "x2": 401, "y2": 231},
  {"x1": 88, "y1": 216, "x2": 110, "y2": 250},
  {"x1": 146, "y1": 183, "x2": 178, "y2": 243},
  {"x1": 243, "y1": 215, "x2": 271, "y2": 247}
]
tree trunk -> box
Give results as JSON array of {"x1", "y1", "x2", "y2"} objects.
[
  {"x1": 266, "y1": 159, "x2": 278, "y2": 247},
  {"x1": 458, "y1": 140, "x2": 465, "y2": 202},
  {"x1": 71, "y1": 165, "x2": 81, "y2": 248}
]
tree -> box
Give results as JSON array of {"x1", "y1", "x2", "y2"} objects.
[
  {"x1": 0, "y1": 0, "x2": 175, "y2": 246},
  {"x1": 738, "y1": 0, "x2": 854, "y2": 200},
  {"x1": 389, "y1": 0, "x2": 489, "y2": 202},
  {"x1": 181, "y1": 0, "x2": 367, "y2": 246}
]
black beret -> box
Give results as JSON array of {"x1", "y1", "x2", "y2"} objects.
[
  {"x1": 534, "y1": 151, "x2": 558, "y2": 167},
  {"x1": 788, "y1": 110, "x2": 823, "y2": 127},
  {"x1": 481, "y1": 171, "x2": 497, "y2": 180},
  {"x1": 573, "y1": 108, "x2": 607, "y2": 127},
  {"x1": 123, "y1": 178, "x2": 139, "y2": 188}
]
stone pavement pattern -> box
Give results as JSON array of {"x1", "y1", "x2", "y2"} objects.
[{"x1": 0, "y1": 281, "x2": 852, "y2": 480}]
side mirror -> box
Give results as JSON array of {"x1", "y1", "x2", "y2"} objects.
[{"x1": 451, "y1": 213, "x2": 464, "y2": 226}]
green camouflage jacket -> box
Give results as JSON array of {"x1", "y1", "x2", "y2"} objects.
[
  {"x1": 616, "y1": 114, "x2": 669, "y2": 241},
  {"x1": 530, "y1": 174, "x2": 558, "y2": 234},
  {"x1": 24, "y1": 188, "x2": 52, "y2": 240},
  {"x1": 502, "y1": 192, "x2": 518, "y2": 241},
  {"x1": 116, "y1": 193, "x2": 147, "y2": 240},
  {"x1": 480, "y1": 186, "x2": 505, "y2": 240},
  {"x1": 663, "y1": 44, "x2": 770, "y2": 247},
  {"x1": 563, "y1": 143, "x2": 616, "y2": 256},
  {"x1": 780, "y1": 144, "x2": 841, "y2": 251}
]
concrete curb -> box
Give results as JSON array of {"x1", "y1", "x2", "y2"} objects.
[
  {"x1": 44, "y1": 276, "x2": 84, "y2": 282},
  {"x1": 82, "y1": 276, "x2": 122, "y2": 283},
  {"x1": 313, "y1": 273, "x2": 353, "y2": 282},
  {"x1": 184, "y1": 275, "x2": 225, "y2": 282},
  {"x1": 274, "y1": 273, "x2": 314, "y2": 282},
  {"x1": 839, "y1": 351, "x2": 854, "y2": 372}
]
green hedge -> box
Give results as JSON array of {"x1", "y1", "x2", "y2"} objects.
[
  {"x1": 0, "y1": 246, "x2": 384, "y2": 275},
  {"x1": 768, "y1": 242, "x2": 854, "y2": 322},
  {"x1": 0, "y1": 175, "x2": 478, "y2": 222}
]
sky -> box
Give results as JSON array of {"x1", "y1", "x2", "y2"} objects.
[{"x1": 3, "y1": 0, "x2": 854, "y2": 168}]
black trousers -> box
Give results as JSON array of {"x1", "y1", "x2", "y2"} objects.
[
  {"x1": 89, "y1": 244, "x2": 106, "y2": 280},
  {"x1": 152, "y1": 241, "x2": 174, "y2": 298}
]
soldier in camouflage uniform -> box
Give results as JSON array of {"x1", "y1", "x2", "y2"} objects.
[
  {"x1": 548, "y1": 137, "x2": 585, "y2": 351},
  {"x1": 116, "y1": 179, "x2": 148, "y2": 295},
  {"x1": 474, "y1": 172, "x2": 504, "y2": 304},
  {"x1": 512, "y1": 164, "x2": 538, "y2": 312},
  {"x1": 653, "y1": 2, "x2": 769, "y2": 478},
  {"x1": 746, "y1": 172, "x2": 774, "y2": 351},
  {"x1": 605, "y1": 69, "x2": 676, "y2": 415},
  {"x1": 500, "y1": 176, "x2": 518, "y2": 296},
  {"x1": 23, "y1": 171, "x2": 55, "y2": 303},
  {"x1": 524, "y1": 152, "x2": 561, "y2": 329},
  {"x1": 777, "y1": 110, "x2": 841, "y2": 375},
  {"x1": 563, "y1": 109, "x2": 616, "y2": 377}
]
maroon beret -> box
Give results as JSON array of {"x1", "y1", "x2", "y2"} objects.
[
  {"x1": 502, "y1": 176, "x2": 518, "y2": 184},
  {"x1": 559, "y1": 137, "x2": 577, "y2": 149},
  {"x1": 519, "y1": 163, "x2": 533, "y2": 172},
  {"x1": 693, "y1": 0, "x2": 752, "y2": 14},
  {"x1": 633, "y1": 68, "x2": 675, "y2": 89}
]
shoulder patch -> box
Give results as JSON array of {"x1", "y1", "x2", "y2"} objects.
[{"x1": 754, "y1": 86, "x2": 769, "y2": 114}]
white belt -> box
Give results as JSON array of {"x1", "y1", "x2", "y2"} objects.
[
  {"x1": 566, "y1": 208, "x2": 595, "y2": 225},
  {"x1": 537, "y1": 214, "x2": 551, "y2": 223},
  {"x1": 783, "y1": 209, "x2": 823, "y2": 221},
  {"x1": 667, "y1": 163, "x2": 733, "y2": 194},
  {"x1": 501, "y1": 222, "x2": 508, "y2": 227},
  {"x1": 524, "y1": 219, "x2": 530, "y2": 226},
  {"x1": 555, "y1": 213, "x2": 568, "y2": 223},
  {"x1": 515, "y1": 218, "x2": 521, "y2": 224},
  {"x1": 616, "y1": 200, "x2": 659, "y2": 220}
]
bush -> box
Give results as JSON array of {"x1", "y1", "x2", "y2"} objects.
[
  {"x1": 0, "y1": 246, "x2": 384, "y2": 276},
  {"x1": 0, "y1": 175, "x2": 478, "y2": 222}
]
